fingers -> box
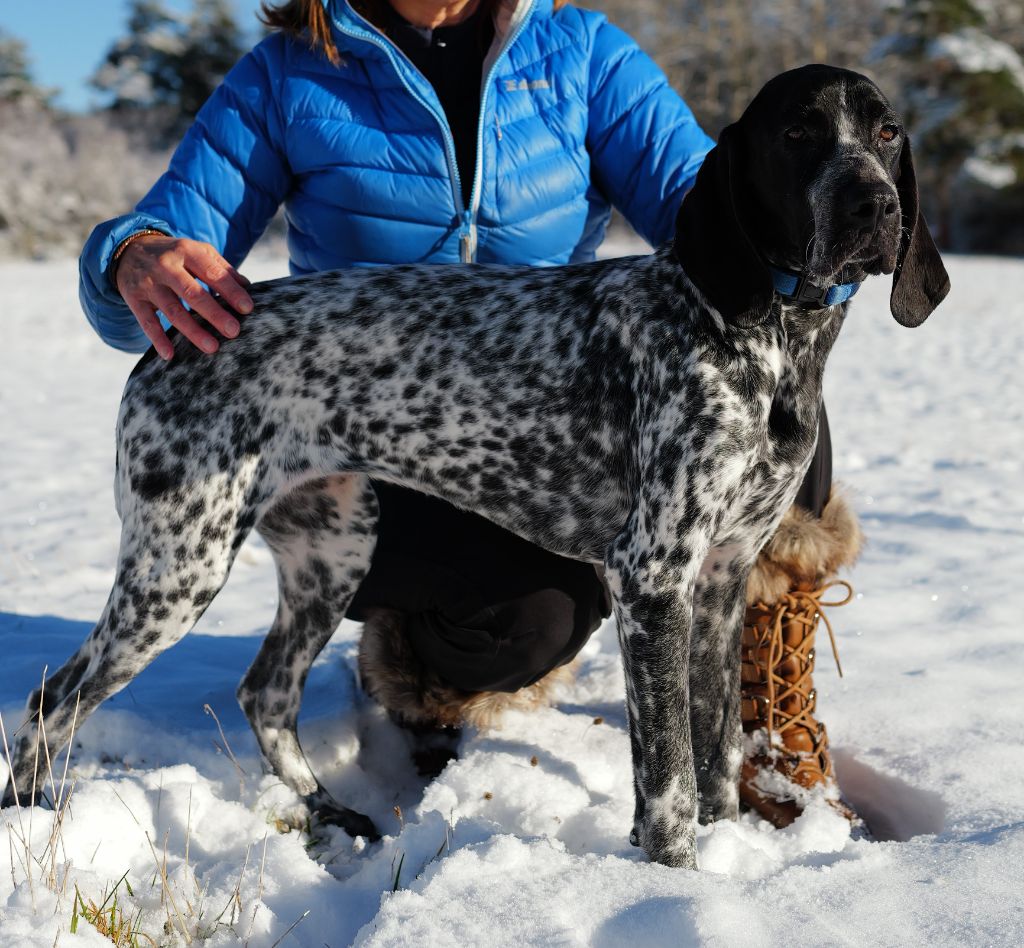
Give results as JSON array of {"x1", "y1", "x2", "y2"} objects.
[
  {"x1": 130, "y1": 301, "x2": 176, "y2": 361},
  {"x1": 190, "y1": 243, "x2": 253, "y2": 314},
  {"x1": 116, "y1": 235, "x2": 255, "y2": 359},
  {"x1": 168, "y1": 272, "x2": 241, "y2": 342},
  {"x1": 151, "y1": 286, "x2": 221, "y2": 355}
]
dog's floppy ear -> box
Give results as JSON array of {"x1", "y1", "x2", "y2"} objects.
[
  {"x1": 673, "y1": 123, "x2": 774, "y2": 327},
  {"x1": 890, "y1": 136, "x2": 950, "y2": 327}
]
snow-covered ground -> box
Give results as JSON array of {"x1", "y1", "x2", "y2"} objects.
[{"x1": 1, "y1": 246, "x2": 1022, "y2": 946}]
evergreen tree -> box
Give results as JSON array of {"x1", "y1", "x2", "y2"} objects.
[
  {"x1": 177, "y1": 0, "x2": 249, "y2": 119},
  {"x1": 872, "y1": 0, "x2": 1024, "y2": 248},
  {"x1": 91, "y1": 0, "x2": 246, "y2": 139},
  {"x1": 0, "y1": 29, "x2": 47, "y2": 104}
]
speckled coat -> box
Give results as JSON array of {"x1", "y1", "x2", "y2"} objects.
[{"x1": 7, "y1": 66, "x2": 949, "y2": 870}]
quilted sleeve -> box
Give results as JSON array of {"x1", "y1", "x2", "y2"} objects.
[
  {"x1": 79, "y1": 37, "x2": 292, "y2": 352},
  {"x1": 586, "y1": 18, "x2": 714, "y2": 249}
]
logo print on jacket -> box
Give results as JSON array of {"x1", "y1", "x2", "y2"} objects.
[{"x1": 504, "y1": 78, "x2": 551, "y2": 92}]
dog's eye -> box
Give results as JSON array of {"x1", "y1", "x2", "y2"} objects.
[
  {"x1": 784, "y1": 125, "x2": 807, "y2": 142},
  {"x1": 879, "y1": 124, "x2": 900, "y2": 143}
]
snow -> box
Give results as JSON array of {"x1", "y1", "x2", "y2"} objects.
[
  {"x1": 962, "y1": 132, "x2": 1024, "y2": 190},
  {"x1": 963, "y1": 155, "x2": 1017, "y2": 189},
  {"x1": 927, "y1": 28, "x2": 1024, "y2": 94},
  {"x1": 2, "y1": 246, "x2": 1024, "y2": 946}
]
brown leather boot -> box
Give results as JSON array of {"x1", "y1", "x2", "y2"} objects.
[{"x1": 740, "y1": 491, "x2": 863, "y2": 828}]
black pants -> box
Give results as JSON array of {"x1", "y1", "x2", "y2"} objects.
[{"x1": 347, "y1": 408, "x2": 832, "y2": 693}]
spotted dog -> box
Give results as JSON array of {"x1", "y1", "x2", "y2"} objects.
[{"x1": 3, "y1": 66, "x2": 949, "y2": 869}]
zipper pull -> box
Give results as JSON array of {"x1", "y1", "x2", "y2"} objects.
[
  {"x1": 495, "y1": 115, "x2": 503, "y2": 141},
  {"x1": 459, "y1": 211, "x2": 477, "y2": 264}
]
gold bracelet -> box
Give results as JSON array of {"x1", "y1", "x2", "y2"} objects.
[{"x1": 109, "y1": 228, "x2": 168, "y2": 285}]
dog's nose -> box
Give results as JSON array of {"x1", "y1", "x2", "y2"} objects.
[{"x1": 844, "y1": 186, "x2": 899, "y2": 232}]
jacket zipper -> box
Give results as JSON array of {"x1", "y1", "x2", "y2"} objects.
[
  {"x1": 332, "y1": 0, "x2": 536, "y2": 263},
  {"x1": 465, "y1": 0, "x2": 536, "y2": 261}
]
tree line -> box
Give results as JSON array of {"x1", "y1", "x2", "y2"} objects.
[{"x1": 1, "y1": 0, "x2": 1022, "y2": 257}]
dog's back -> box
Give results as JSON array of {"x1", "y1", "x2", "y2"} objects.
[{"x1": 119, "y1": 250, "x2": 684, "y2": 560}]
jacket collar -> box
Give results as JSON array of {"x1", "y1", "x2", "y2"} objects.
[{"x1": 325, "y1": 0, "x2": 547, "y2": 56}]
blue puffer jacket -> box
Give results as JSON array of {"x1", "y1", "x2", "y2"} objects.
[{"x1": 79, "y1": 0, "x2": 713, "y2": 352}]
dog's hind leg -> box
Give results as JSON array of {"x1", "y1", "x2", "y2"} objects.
[
  {"x1": 2, "y1": 468, "x2": 256, "y2": 809},
  {"x1": 239, "y1": 474, "x2": 380, "y2": 840}
]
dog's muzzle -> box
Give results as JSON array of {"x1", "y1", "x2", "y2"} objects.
[{"x1": 810, "y1": 165, "x2": 902, "y2": 280}]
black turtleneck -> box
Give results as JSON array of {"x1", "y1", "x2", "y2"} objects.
[{"x1": 386, "y1": 2, "x2": 494, "y2": 208}]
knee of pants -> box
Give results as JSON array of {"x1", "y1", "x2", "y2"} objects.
[{"x1": 406, "y1": 586, "x2": 604, "y2": 694}]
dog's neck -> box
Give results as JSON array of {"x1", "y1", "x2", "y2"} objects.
[
  {"x1": 657, "y1": 242, "x2": 846, "y2": 455},
  {"x1": 768, "y1": 265, "x2": 861, "y2": 308},
  {"x1": 760, "y1": 240, "x2": 860, "y2": 418},
  {"x1": 770, "y1": 299, "x2": 846, "y2": 449}
]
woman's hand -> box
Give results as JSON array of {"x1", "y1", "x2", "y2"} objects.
[{"x1": 113, "y1": 234, "x2": 254, "y2": 360}]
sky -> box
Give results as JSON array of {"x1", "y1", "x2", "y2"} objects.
[{"x1": 2, "y1": 1, "x2": 268, "y2": 112}]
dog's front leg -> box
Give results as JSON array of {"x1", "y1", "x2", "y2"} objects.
[
  {"x1": 689, "y1": 546, "x2": 755, "y2": 825},
  {"x1": 605, "y1": 519, "x2": 709, "y2": 870}
]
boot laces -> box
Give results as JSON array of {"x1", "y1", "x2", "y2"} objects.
[{"x1": 747, "y1": 580, "x2": 853, "y2": 762}]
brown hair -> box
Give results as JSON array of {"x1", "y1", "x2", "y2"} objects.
[{"x1": 260, "y1": 0, "x2": 569, "y2": 65}]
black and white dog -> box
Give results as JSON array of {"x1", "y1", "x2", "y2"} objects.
[{"x1": 3, "y1": 66, "x2": 948, "y2": 869}]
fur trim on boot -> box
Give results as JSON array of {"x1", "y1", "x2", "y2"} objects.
[
  {"x1": 745, "y1": 488, "x2": 863, "y2": 606},
  {"x1": 357, "y1": 607, "x2": 575, "y2": 731}
]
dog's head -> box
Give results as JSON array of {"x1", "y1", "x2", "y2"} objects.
[{"x1": 675, "y1": 64, "x2": 950, "y2": 327}]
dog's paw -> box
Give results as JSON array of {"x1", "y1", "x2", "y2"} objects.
[
  {"x1": 1, "y1": 779, "x2": 46, "y2": 811},
  {"x1": 306, "y1": 794, "x2": 381, "y2": 842},
  {"x1": 632, "y1": 822, "x2": 698, "y2": 870},
  {"x1": 698, "y1": 797, "x2": 739, "y2": 826}
]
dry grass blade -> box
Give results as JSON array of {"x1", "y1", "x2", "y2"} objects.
[
  {"x1": 268, "y1": 909, "x2": 310, "y2": 948},
  {"x1": 161, "y1": 831, "x2": 169, "y2": 910},
  {"x1": 55, "y1": 692, "x2": 80, "y2": 812},
  {"x1": 8, "y1": 824, "x2": 29, "y2": 893},
  {"x1": 391, "y1": 851, "x2": 405, "y2": 892},
  {"x1": 0, "y1": 708, "x2": 23, "y2": 809},
  {"x1": 432, "y1": 820, "x2": 452, "y2": 862},
  {"x1": 184, "y1": 785, "x2": 193, "y2": 887},
  {"x1": 2, "y1": 706, "x2": 36, "y2": 910},
  {"x1": 38, "y1": 692, "x2": 80, "y2": 891},
  {"x1": 12, "y1": 667, "x2": 77, "y2": 910},
  {"x1": 144, "y1": 831, "x2": 193, "y2": 945},
  {"x1": 1, "y1": 710, "x2": 33, "y2": 896},
  {"x1": 211, "y1": 839, "x2": 252, "y2": 929},
  {"x1": 113, "y1": 788, "x2": 191, "y2": 942},
  {"x1": 28, "y1": 666, "x2": 46, "y2": 892},
  {"x1": 38, "y1": 696, "x2": 58, "y2": 812},
  {"x1": 3, "y1": 686, "x2": 277, "y2": 947},
  {"x1": 244, "y1": 833, "x2": 269, "y2": 945},
  {"x1": 39, "y1": 779, "x2": 76, "y2": 893},
  {"x1": 202, "y1": 704, "x2": 247, "y2": 790}
]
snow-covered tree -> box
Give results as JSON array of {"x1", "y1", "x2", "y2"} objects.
[
  {"x1": 91, "y1": 0, "x2": 246, "y2": 140},
  {"x1": 872, "y1": 0, "x2": 1024, "y2": 248},
  {"x1": 591, "y1": 0, "x2": 884, "y2": 137},
  {"x1": 0, "y1": 98, "x2": 171, "y2": 258}
]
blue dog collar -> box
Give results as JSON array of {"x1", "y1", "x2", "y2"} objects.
[{"x1": 769, "y1": 266, "x2": 861, "y2": 308}]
